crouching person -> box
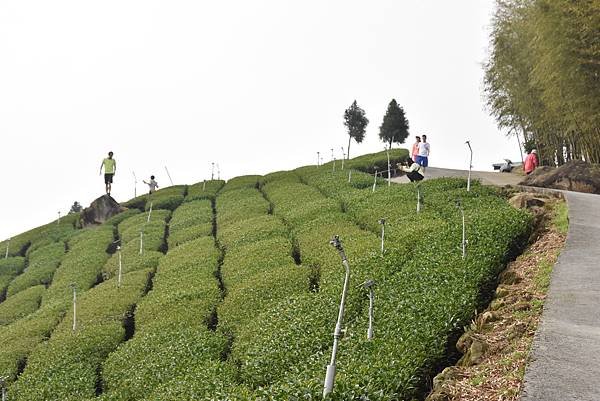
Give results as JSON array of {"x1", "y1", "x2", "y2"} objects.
[{"x1": 398, "y1": 158, "x2": 425, "y2": 182}]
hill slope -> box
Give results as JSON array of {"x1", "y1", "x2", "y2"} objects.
[{"x1": 0, "y1": 149, "x2": 531, "y2": 400}]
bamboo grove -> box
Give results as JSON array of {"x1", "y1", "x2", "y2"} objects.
[{"x1": 484, "y1": 0, "x2": 600, "y2": 165}]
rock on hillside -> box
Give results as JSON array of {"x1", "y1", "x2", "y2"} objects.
[
  {"x1": 520, "y1": 160, "x2": 600, "y2": 194},
  {"x1": 80, "y1": 195, "x2": 126, "y2": 227}
]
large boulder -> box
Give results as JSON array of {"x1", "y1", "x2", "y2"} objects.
[
  {"x1": 520, "y1": 160, "x2": 600, "y2": 194},
  {"x1": 80, "y1": 195, "x2": 126, "y2": 227}
]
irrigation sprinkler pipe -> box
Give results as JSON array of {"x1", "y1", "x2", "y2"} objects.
[
  {"x1": 133, "y1": 171, "x2": 138, "y2": 198},
  {"x1": 57, "y1": 211, "x2": 61, "y2": 226},
  {"x1": 416, "y1": 184, "x2": 422, "y2": 213},
  {"x1": 317, "y1": 152, "x2": 320, "y2": 167},
  {"x1": 139, "y1": 231, "x2": 144, "y2": 255},
  {"x1": 165, "y1": 166, "x2": 174, "y2": 186},
  {"x1": 378, "y1": 219, "x2": 386, "y2": 254},
  {"x1": 323, "y1": 235, "x2": 351, "y2": 398},
  {"x1": 348, "y1": 170, "x2": 352, "y2": 183},
  {"x1": 217, "y1": 164, "x2": 221, "y2": 180},
  {"x1": 0, "y1": 376, "x2": 6, "y2": 401},
  {"x1": 372, "y1": 170, "x2": 378, "y2": 193},
  {"x1": 202, "y1": 180, "x2": 206, "y2": 191},
  {"x1": 4, "y1": 238, "x2": 9, "y2": 259},
  {"x1": 211, "y1": 162, "x2": 215, "y2": 180},
  {"x1": 456, "y1": 200, "x2": 467, "y2": 259},
  {"x1": 117, "y1": 246, "x2": 123, "y2": 288},
  {"x1": 147, "y1": 202, "x2": 153, "y2": 223},
  {"x1": 465, "y1": 141, "x2": 473, "y2": 192},
  {"x1": 332, "y1": 158, "x2": 336, "y2": 173},
  {"x1": 70, "y1": 283, "x2": 77, "y2": 331},
  {"x1": 341, "y1": 147, "x2": 345, "y2": 170}
]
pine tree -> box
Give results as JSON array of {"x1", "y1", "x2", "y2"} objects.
[
  {"x1": 378, "y1": 99, "x2": 410, "y2": 147},
  {"x1": 343, "y1": 100, "x2": 369, "y2": 159}
]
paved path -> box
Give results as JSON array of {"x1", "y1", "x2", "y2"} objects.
[
  {"x1": 390, "y1": 166, "x2": 523, "y2": 186},
  {"x1": 521, "y1": 190, "x2": 600, "y2": 401},
  {"x1": 393, "y1": 167, "x2": 600, "y2": 401}
]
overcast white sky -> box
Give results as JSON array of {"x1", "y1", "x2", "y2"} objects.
[{"x1": 0, "y1": 0, "x2": 520, "y2": 240}]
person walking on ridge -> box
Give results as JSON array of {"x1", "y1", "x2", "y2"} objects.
[
  {"x1": 411, "y1": 136, "x2": 421, "y2": 162},
  {"x1": 416, "y1": 134, "x2": 430, "y2": 171},
  {"x1": 143, "y1": 175, "x2": 159, "y2": 194},
  {"x1": 100, "y1": 151, "x2": 116, "y2": 196},
  {"x1": 524, "y1": 149, "x2": 539, "y2": 175}
]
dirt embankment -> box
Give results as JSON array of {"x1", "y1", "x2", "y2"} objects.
[{"x1": 520, "y1": 160, "x2": 600, "y2": 194}]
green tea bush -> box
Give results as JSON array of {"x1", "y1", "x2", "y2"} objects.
[
  {"x1": 103, "y1": 209, "x2": 141, "y2": 227},
  {"x1": 216, "y1": 187, "x2": 270, "y2": 227},
  {"x1": 118, "y1": 210, "x2": 170, "y2": 253},
  {"x1": 144, "y1": 185, "x2": 187, "y2": 211},
  {"x1": 102, "y1": 248, "x2": 163, "y2": 279},
  {"x1": 1, "y1": 213, "x2": 79, "y2": 257},
  {"x1": 0, "y1": 302, "x2": 65, "y2": 382},
  {"x1": 217, "y1": 215, "x2": 289, "y2": 250},
  {"x1": 344, "y1": 148, "x2": 409, "y2": 174},
  {"x1": 42, "y1": 227, "x2": 114, "y2": 306},
  {"x1": 221, "y1": 175, "x2": 262, "y2": 192},
  {"x1": 0, "y1": 285, "x2": 45, "y2": 325},
  {"x1": 0, "y1": 257, "x2": 26, "y2": 300},
  {"x1": 168, "y1": 199, "x2": 213, "y2": 248},
  {"x1": 101, "y1": 237, "x2": 225, "y2": 400},
  {"x1": 7, "y1": 242, "x2": 65, "y2": 297},
  {"x1": 185, "y1": 179, "x2": 225, "y2": 202},
  {"x1": 11, "y1": 270, "x2": 152, "y2": 401},
  {"x1": 261, "y1": 170, "x2": 301, "y2": 185}
]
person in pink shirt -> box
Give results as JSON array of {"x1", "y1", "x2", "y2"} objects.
[
  {"x1": 411, "y1": 136, "x2": 421, "y2": 161},
  {"x1": 524, "y1": 149, "x2": 539, "y2": 175}
]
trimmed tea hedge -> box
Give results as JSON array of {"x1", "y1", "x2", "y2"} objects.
[
  {"x1": 168, "y1": 199, "x2": 213, "y2": 248},
  {"x1": 11, "y1": 270, "x2": 153, "y2": 401},
  {"x1": 0, "y1": 285, "x2": 45, "y2": 325},
  {"x1": 0, "y1": 302, "x2": 65, "y2": 382},
  {"x1": 216, "y1": 187, "x2": 270, "y2": 227},
  {"x1": 6, "y1": 242, "x2": 65, "y2": 297},
  {"x1": 185, "y1": 179, "x2": 225, "y2": 202},
  {"x1": 0, "y1": 257, "x2": 26, "y2": 300},
  {"x1": 42, "y1": 227, "x2": 114, "y2": 306}
]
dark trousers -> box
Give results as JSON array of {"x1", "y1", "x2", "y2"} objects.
[{"x1": 407, "y1": 171, "x2": 424, "y2": 182}]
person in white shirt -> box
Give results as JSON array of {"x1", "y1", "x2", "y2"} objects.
[
  {"x1": 143, "y1": 175, "x2": 159, "y2": 194},
  {"x1": 416, "y1": 134, "x2": 431, "y2": 171},
  {"x1": 398, "y1": 158, "x2": 424, "y2": 182}
]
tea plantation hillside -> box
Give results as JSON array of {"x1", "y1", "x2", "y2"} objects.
[{"x1": 0, "y1": 149, "x2": 531, "y2": 400}]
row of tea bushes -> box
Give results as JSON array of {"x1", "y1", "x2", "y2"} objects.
[
  {"x1": 0, "y1": 285, "x2": 45, "y2": 325},
  {"x1": 6, "y1": 242, "x2": 65, "y2": 297},
  {"x1": 185, "y1": 179, "x2": 225, "y2": 202},
  {"x1": 0, "y1": 257, "x2": 26, "y2": 301},
  {"x1": 100, "y1": 236, "x2": 225, "y2": 400},
  {"x1": 10, "y1": 269, "x2": 153, "y2": 401},
  {"x1": 167, "y1": 199, "x2": 213, "y2": 248}
]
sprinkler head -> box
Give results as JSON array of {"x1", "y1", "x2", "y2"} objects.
[
  {"x1": 455, "y1": 199, "x2": 462, "y2": 209},
  {"x1": 362, "y1": 279, "x2": 376, "y2": 288},
  {"x1": 378, "y1": 218, "x2": 386, "y2": 225},
  {"x1": 329, "y1": 235, "x2": 342, "y2": 250}
]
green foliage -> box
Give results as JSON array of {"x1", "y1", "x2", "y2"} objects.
[
  {"x1": 0, "y1": 285, "x2": 45, "y2": 325},
  {"x1": 42, "y1": 227, "x2": 114, "y2": 306},
  {"x1": 101, "y1": 237, "x2": 224, "y2": 400},
  {"x1": 7, "y1": 242, "x2": 65, "y2": 297},
  {"x1": 168, "y1": 199, "x2": 213, "y2": 248},
  {"x1": 0, "y1": 302, "x2": 65, "y2": 382},
  {"x1": 11, "y1": 270, "x2": 152, "y2": 401},
  {"x1": 145, "y1": 185, "x2": 187, "y2": 211},
  {"x1": 344, "y1": 148, "x2": 409, "y2": 174},
  {"x1": 216, "y1": 187, "x2": 270, "y2": 227},
  {"x1": 343, "y1": 100, "x2": 369, "y2": 158},
  {"x1": 103, "y1": 209, "x2": 141, "y2": 227},
  {"x1": 0, "y1": 257, "x2": 26, "y2": 300},
  {"x1": 221, "y1": 175, "x2": 262, "y2": 192},
  {"x1": 484, "y1": 0, "x2": 600, "y2": 164},
  {"x1": 185, "y1": 179, "x2": 225, "y2": 202},
  {"x1": 118, "y1": 209, "x2": 170, "y2": 253},
  {"x1": 379, "y1": 99, "x2": 410, "y2": 147},
  {"x1": 217, "y1": 215, "x2": 289, "y2": 250}
]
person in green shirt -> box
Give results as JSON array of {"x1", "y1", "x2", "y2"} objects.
[{"x1": 100, "y1": 151, "x2": 116, "y2": 195}]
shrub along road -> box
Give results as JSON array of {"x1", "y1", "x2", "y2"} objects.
[{"x1": 394, "y1": 166, "x2": 600, "y2": 401}]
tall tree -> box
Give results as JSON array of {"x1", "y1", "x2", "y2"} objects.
[
  {"x1": 379, "y1": 99, "x2": 410, "y2": 147},
  {"x1": 343, "y1": 100, "x2": 369, "y2": 159}
]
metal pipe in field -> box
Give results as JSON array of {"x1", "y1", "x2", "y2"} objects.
[
  {"x1": 372, "y1": 170, "x2": 378, "y2": 193},
  {"x1": 378, "y1": 219, "x2": 386, "y2": 254},
  {"x1": 466, "y1": 141, "x2": 473, "y2": 192},
  {"x1": 4, "y1": 238, "x2": 9, "y2": 259},
  {"x1": 70, "y1": 283, "x2": 77, "y2": 331},
  {"x1": 348, "y1": 170, "x2": 352, "y2": 183},
  {"x1": 386, "y1": 146, "x2": 391, "y2": 187},
  {"x1": 139, "y1": 231, "x2": 144, "y2": 255},
  {"x1": 117, "y1": 246, "x2": 123, "y2": 288},
  {"x1": 147, "y1": 202, "x2": 153, "y2": 223},
  {"x1": 165, "y1": 166, "x2": 174, "y2": 186},
  {"x1": 323, "y1": 236, "x2": 351, "y2": 398}
]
